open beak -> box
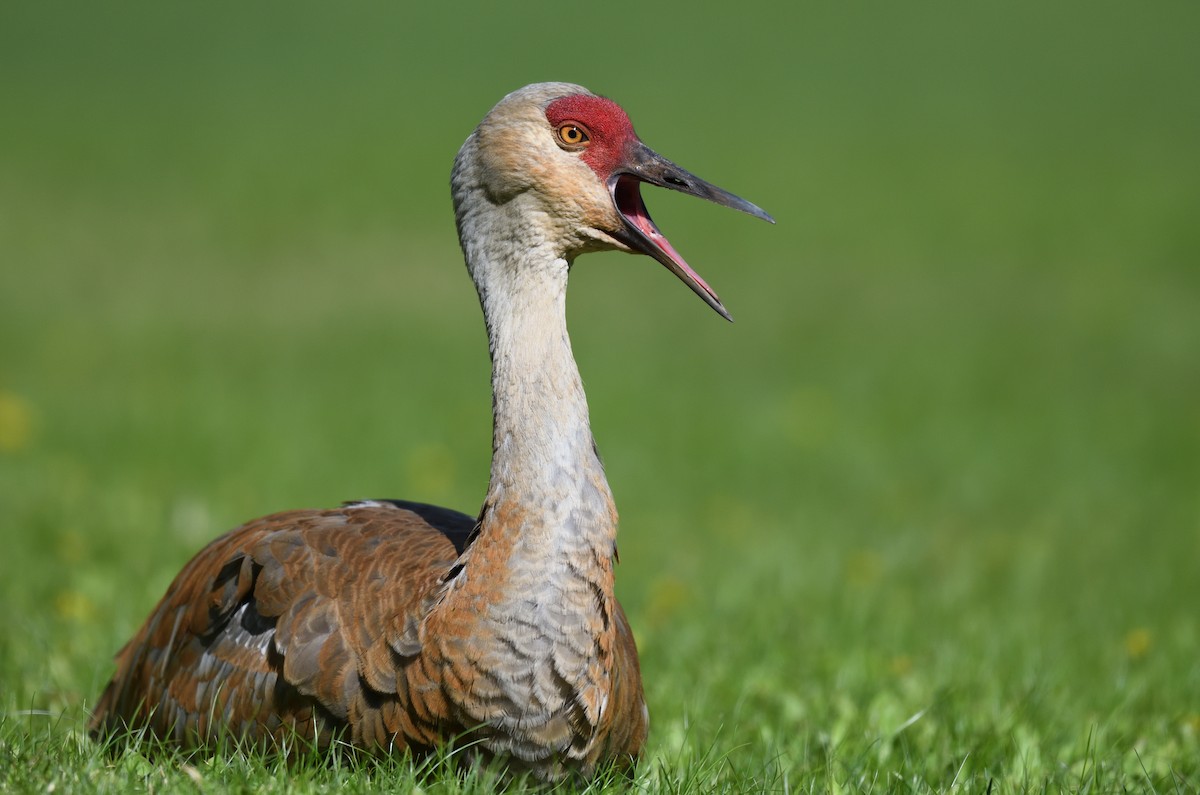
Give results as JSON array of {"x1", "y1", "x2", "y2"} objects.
[{"x1": 608, "y1": 140, "x2": 774, "y2": 321}]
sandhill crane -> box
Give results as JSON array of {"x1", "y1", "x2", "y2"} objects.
[{"x1": 90, "y1": 82, "x2": 773, "y2": 783}]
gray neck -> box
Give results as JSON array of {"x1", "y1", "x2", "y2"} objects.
[{"x1": 453, "y1": 169, "x2": 617, "y2": 562}]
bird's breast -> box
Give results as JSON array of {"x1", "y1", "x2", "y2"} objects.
[{"x1": 420, "y1": 498, "x2": 620, "y2": 766}]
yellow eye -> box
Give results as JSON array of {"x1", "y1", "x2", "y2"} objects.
[{"x1": 556, "y1": 123, "x2": 591, "y2": 148}]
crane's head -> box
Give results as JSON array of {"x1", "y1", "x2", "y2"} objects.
[{"x1": 454, "y1": 83, "x2": 773, "y2": 321}]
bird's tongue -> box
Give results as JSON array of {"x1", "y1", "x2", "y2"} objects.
[{"x1": 614, "y1": 176, "x2": 720, "y2": 303}]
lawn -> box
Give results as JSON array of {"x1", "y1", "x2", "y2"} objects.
[{"x1": 2, "y1": 2, "x2": 1198, "y2": 792}]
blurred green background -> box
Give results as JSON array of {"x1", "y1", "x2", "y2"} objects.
[{"x1": 2, "y1": 0, "x2": 1198, "y2": 789}]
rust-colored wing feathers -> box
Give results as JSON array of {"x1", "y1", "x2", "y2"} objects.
[
  {"x1": 600, "y1": 603, "x2": 649, "y2": 763},
  {"x1": 90, "y1": 503, "x2": 463, "y2": 751}
]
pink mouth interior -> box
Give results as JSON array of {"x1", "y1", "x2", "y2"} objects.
[{"x1": 613, "y1": 176, "x2": 719, "y2": 299}]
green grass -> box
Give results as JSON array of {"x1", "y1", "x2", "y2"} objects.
[{"x1": 2, "y1": 1, "x2": 1198, "y2": 792}]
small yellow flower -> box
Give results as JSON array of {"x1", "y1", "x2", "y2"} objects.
[
  {"x1": 1123, "y1": 627, "x2": 1152, "y2": 659},
  {"x1": 0, "y1": 390, "x2": 35, "y2": 452},
  {"x1": 54, "y1": 590, "x2": 96, "y2": 622}
]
